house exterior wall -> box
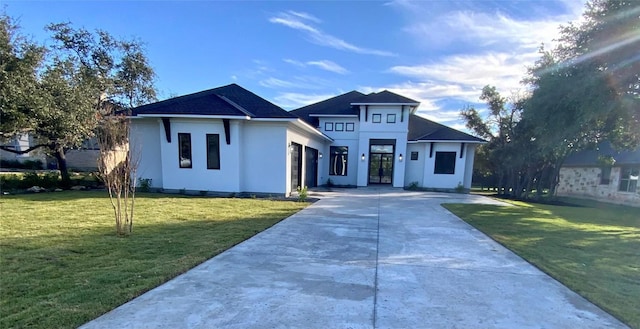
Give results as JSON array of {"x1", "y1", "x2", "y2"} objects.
[
  {"x1": 131, "y1": 119, "x2": 163, "y2": 188},
  {"x1": 404, "y1": 143, "x2": 426, "y2": 187},
  {"x1": 357, "y1": 105, "x2": 409, "y2": 188},
  {"x1": 286, "y1": 124, "x2": 328, "y2": 192},
  {"x1": 241, "y1": 122, "x2": 288, "y2": 195},
  {"x1": 557, "y1": 166, "x2": 640, "y2": 207},
  {"x1": 422, "y1": 142, "x2": 468, "y2": 189}
]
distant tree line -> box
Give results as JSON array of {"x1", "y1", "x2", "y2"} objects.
[{"x1": 462, "y1": 0, "x2": 639, "y2": 199}]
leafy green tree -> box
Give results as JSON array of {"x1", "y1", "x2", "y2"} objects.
[
  {"x1": 0, "y1": 14, "x2": 45, "y2": 144},
  {"x1": 0, "y1": 15, "x2": 156, "y2": 188},
  {"x1": 523, "y1": 0, "x2": 639, "y2": 195}
]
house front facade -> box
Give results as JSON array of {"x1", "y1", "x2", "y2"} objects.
[
  {"x1": 557, "y1": 143, "x2": 640, "y2": 207},
  {"x1": 130, "y1": 83, "x2": 484, "y2": 196}
]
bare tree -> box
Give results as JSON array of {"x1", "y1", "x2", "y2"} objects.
[{"x1": 97, "y1": 115, "x2": 138, "y2": 236}]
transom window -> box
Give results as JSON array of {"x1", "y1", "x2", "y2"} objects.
[
  {"x1": 372, "y1": 114, "x2": 381, "y2": 123},
  {"x1": 387, "y1": 114, "x2": 396, "y2": 123}
]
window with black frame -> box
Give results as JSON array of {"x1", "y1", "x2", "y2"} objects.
[
  {"x1": 206, "y1": 134, "x2": 220, "y2": 169},
  {"x1": 178, "y1": 133, "x2": 192, "y2": 168},
  {"x1": 329, "y1": 146, "x2": 348, "y2": 176},
  {"x1": 434, "y1": 151, "x2": 456, "y2": 174}
]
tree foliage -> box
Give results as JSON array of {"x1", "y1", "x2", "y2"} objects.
[
  {"x1": 462, "y1": 0, "x2": 639, "y2": 198},
  {"x1": 0, "y1": 14, "x2": 156, "y2": 187}
]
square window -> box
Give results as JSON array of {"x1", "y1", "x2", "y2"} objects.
[
  {"x1": 325, "y1": 122, "x2": 334, "y2": 131},
  {"x1": 346, "y1": 123, "x2": 355, "y2": 131},
  {"x1": 206, "y1": 134, "x2": 220, "y2": 169},
  {"x1": 178, "y1": 133, "x2": 192, "y2": 168},
  {"x1": 410, "y1": 151, "x2": 419, "y2": 161},
  {"x1": 434, "y1": 151, "x2": 456, "y2": 174},
  {"x1": 329, "y1": 146, "x2": 348, "y2": 176},
  {"x1": 387, "y1": 114, "x2": 396, "y2": 123},
  {"x1": 372, "y1": 114, "x2": 381, "y2": 123},
  {"x1": 335, "y1": 122, "x2": 344, "y2": 131}
]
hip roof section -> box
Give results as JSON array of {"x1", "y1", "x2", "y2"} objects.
[{"x1": 132, "y1": 83, "x2": 296, "y2": 119}]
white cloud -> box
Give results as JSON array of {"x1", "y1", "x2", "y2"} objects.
[
  {"x1": 269, "y1": 11, "x2": 396, "y2": 56},
  {"x1": 389, "y1": 52, "x2": 536, "y2": 101},
  {"x1": 259, "y1": 78, "x2": 300, "y2": 89},
  {"x1": 287, "y1": 11, "x2": 322, "y2": 23},
  {"x1": 274, "y1": 92, "x2": 338, "y2": 109},
  {"x1": 306, "y1": 60, "x2": 349, "y2": 74},
  {"x1": 283, "y1": 58, "x2": 305, "y2": 67}
]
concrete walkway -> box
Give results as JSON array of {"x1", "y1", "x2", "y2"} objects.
[{"x1": 81, "y1": 188, "x2": 627, "y2": 329}]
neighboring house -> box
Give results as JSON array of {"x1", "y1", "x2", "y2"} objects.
[
  {"x1": 557, "y1": 143, "x2": 640, "y2": 207},
  {"x1": 130, "y1": 83, "x2": 485, "y2": 196},
  {"x1": 0, "y1": 134, "x2": 100, "y2": 171}
]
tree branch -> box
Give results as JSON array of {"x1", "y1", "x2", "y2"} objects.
[{"x1": 0, "y1": 143, "x2": 50, "y2": 154}]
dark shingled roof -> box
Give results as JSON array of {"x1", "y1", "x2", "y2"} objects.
[
  {"x1": 408, "y1": 114, "x2": 486, "y2": 142},
  {"x1": 352, "y1": 90, "x2": 420, "y2": 104},
  {"x1": 563, "y1": 142, "x2": 640, "y2": 166},
  {"x1": 132, "y1": 83, "x2": 295, "y2": 119},
  {"x1": 290, "y1": 91, "x2": 365, "y2": 126}
]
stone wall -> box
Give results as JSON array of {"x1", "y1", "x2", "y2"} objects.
[{"x1": 557, "y1": 166, "x2": 640, "y2": 207}]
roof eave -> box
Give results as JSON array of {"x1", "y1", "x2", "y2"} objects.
[{"x1": 351, "y1": 102, "x2": 420, "y2": 106}]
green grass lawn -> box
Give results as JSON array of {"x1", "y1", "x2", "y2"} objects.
[
  {"x1": 0, "y1": 191, "x2": 307, "y2": 329},
  {"x1": 443, "y1": 199, "x2": 640, "y2": 329}
]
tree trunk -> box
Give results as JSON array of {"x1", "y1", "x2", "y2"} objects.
[{"x1": 53, "y1": 147, "x2": 71, "y2": 189}]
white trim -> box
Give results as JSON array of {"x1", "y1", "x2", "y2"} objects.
[
  {"x1": 309, "y1": 114, "x2": 358, "y2": 118},
  {"x1": 408, "y1": 140, "x2": 486, "y2": 144},
  {"x1": 135, "y1": 114, "x2": 251, "y2": 120},
  {"x1": 351, "y1": 102, "x2": 420, "y2": 106},
  {"x1": 290, "y1": 119, "x2": 333, "y2": 141}
]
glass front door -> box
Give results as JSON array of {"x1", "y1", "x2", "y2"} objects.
[{"x1": 369, "y1": 144, "x2": 394, "y2": 184}]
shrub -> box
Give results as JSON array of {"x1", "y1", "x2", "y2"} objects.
[
  {"x1": 0, "y1": 159, "x2": 43, "y2": 170},
  {"x1": 297, "y1": 185, "x2": 308, "y2": 202}
]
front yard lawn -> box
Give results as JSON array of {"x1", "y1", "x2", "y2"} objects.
[
  {"x1": 443, "y1": 200, "x2": 639, "y2": 329},
  {"x1": 0, "y1": 191, "x2": 307, "y2": 329}
]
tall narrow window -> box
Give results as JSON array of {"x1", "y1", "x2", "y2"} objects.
[
  {"x1": 599, "y1": 167, "x2": 611, "y2": 185},
  {"x1": 434, "y1": 151, "x2": 456, "y2": 174},
  {"x1": 178, "y1": 133, "x2": 192, "y2": 168},
  {"x1": 206, "y1": 134, "x2": 220, "y2": 169},
  {"x1": 329, "y1": 146, "x2": 348, "y2": 176}
]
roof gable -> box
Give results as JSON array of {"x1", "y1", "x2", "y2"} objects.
[
  {"x1": 352, "y1": 90, "x2": 420, "y2": 105},
  {"x1": 290, "y1": 91, "x2": 364, "y2": 126},
  {"x1": 408, "y1": 115, "x2": 486, "y2": 143},
  {"x1": 133, "y1": 84, "x2": 295, "y2": 119}
]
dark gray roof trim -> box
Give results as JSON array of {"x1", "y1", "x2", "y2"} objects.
[
  {"x1": 132, "y1": 83, "x2": 295, "y2": 119},
  {"x1": 408, "y1": 115, "x2": 486, "y2": 143},
  {"x1": 563, "y1": 142, "x2": 640, "y2": 166},
  {"x1": 352, "y1": 90, "x2": 420, "y2": 105}
]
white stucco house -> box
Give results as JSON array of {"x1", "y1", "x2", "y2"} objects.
[{"x1": 130, "y1": 83, "x2": 485, "y2": 196}]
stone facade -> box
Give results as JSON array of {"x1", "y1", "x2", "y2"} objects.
[{"x1": 557, "y1": 166, "x2": 640, "y2": 207}]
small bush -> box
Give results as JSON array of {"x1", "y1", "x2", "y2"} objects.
[
  {"x1": 297, "y1": 186, "x2": 308, "y2": 202},
  {"x1": 138, "y1": 178, "x2": 152, "y2": 192}
]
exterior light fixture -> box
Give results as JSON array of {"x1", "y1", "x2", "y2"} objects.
[
  {"x1": 398, "y1": 154, "x2": 403, "y2": 162},
  {"x1": 361, "y1": 153, "x2": 366, "y2": 161},
  {"x1": 288, "y1": 143, "x2": 294, "y2": 154},
  {"x1": 319, "y1": 152, "x2": 323, "y2": 159}
]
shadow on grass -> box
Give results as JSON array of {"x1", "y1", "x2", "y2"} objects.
[{"x1": 0, "y1": 212, "x2": 297, "y2": 329}]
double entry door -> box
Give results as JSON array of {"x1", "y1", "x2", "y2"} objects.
[{"x1": 369, "y1": 142, "x2": 394, "y2": 184}]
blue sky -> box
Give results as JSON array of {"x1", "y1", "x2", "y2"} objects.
[{"x1": 5, "y1": 0, "x2": 586, "y2": 130}]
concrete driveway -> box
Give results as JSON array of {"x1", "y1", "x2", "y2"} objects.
[{"x1": 81, "y1": 188, "x2": 627, "y2": 329}]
